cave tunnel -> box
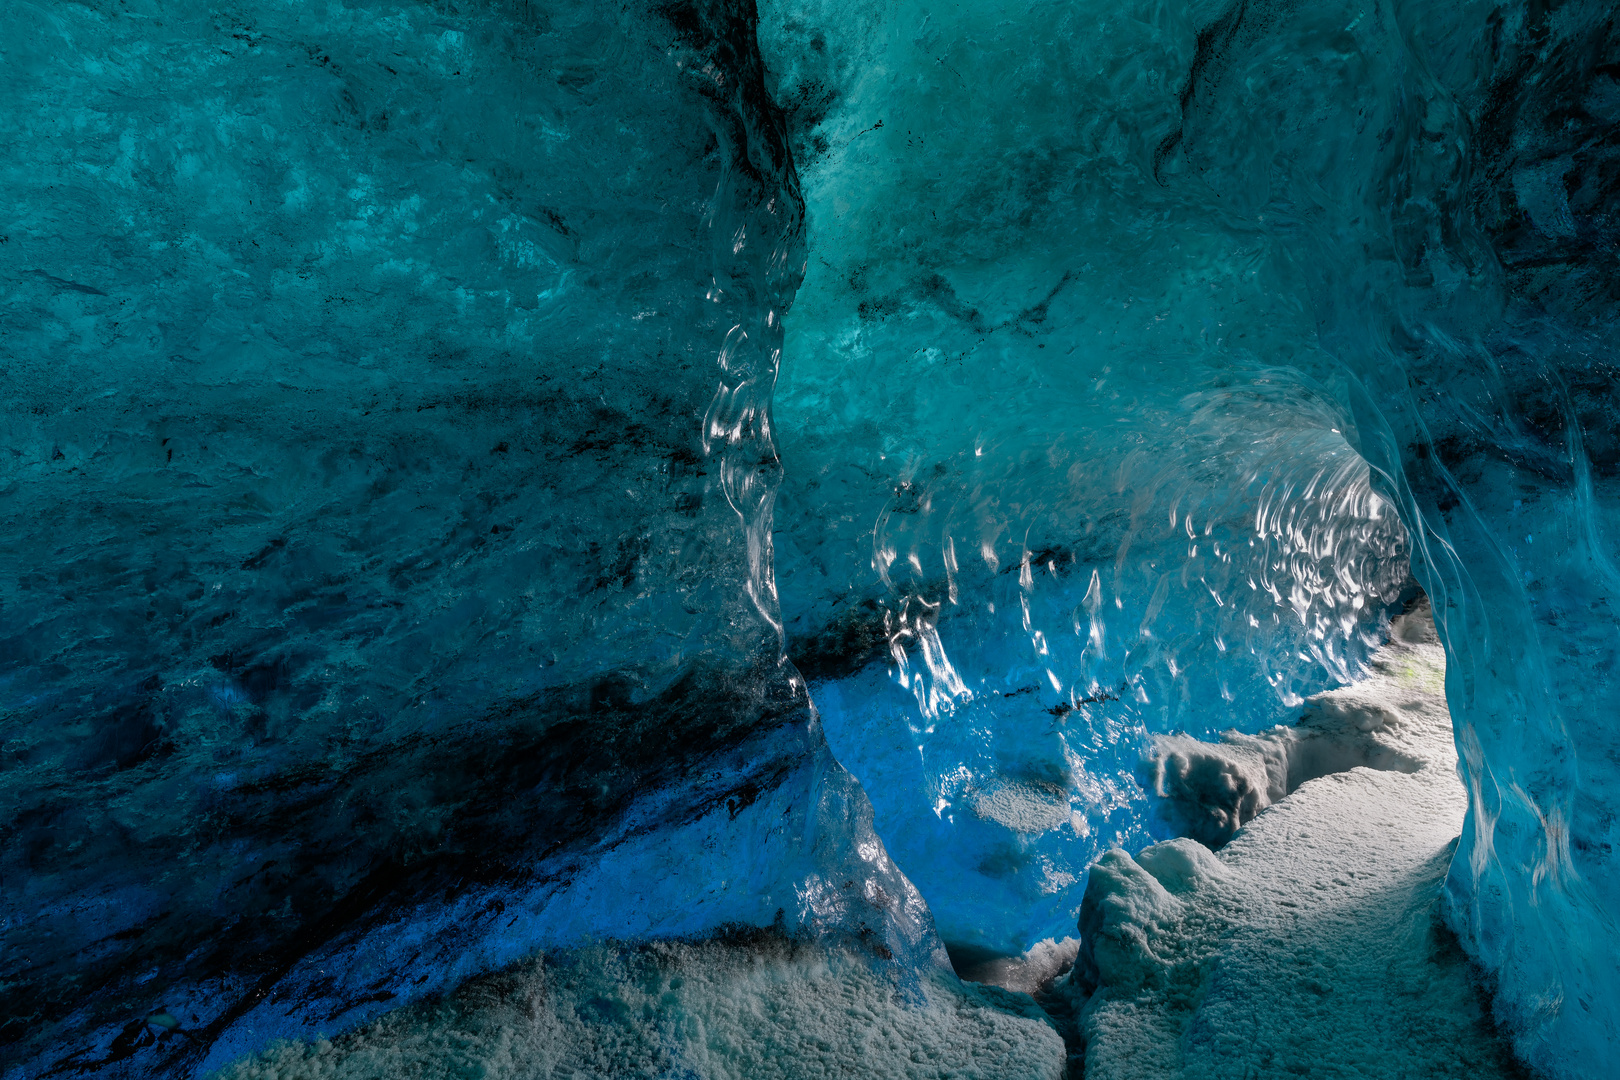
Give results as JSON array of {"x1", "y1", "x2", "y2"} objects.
[{"x1": 2, "y1": 1, "x2": 1617, "y2": 1078}]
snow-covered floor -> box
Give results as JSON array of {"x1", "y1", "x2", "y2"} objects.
[
  {"x1": 1073, "y1": 600, "x2": 1527, "y2": 1078},
  {"x1": 217, "y1": 934, "x2": 1066, "y2": 1080}
]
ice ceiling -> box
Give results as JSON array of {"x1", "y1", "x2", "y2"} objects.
[{"x1": 1, "y1": 1, "x2": 1616, "y2": 1078}]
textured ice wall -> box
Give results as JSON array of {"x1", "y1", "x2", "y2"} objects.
[
  {"x1": 1168, "y1": 3, "x2": 1620, "y2": 1074},
  {"x1": 7, "y1": 0, "x2": 1618, "y2": 1076},
  {"x1": 0, "y1": 2, "x2": 938, "y2": 1076},
  {"x1": 750, "y1": 0, "x2": 1620, "y2": 1074},
  {"x1": 754, "y1": 0, "x2": 1413, "y2": 957}
]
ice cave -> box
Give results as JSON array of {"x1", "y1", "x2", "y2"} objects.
[{"x1": 2, "y1": 0, "x2": 1617, "y2": 1077}]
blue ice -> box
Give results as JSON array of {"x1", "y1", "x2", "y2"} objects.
[{"x1": 3, "y1": 0, "x2": 1618, "y2": 1078}]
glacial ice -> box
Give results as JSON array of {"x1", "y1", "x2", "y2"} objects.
[
  {"x1": 3, "y1": 0, "x2": 1619, "y2": 1077},
  {"x1": 1, "y1": 2, "x2": 938, "y2": 1075},
  {"x1": 758, "y1": 0, "x2": 1412, "y2": 960},
  {"x1": 758, "y1": 2, "x2": 1620, "y2": 1075}
]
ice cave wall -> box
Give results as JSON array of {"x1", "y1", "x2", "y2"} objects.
[
  {"x1": 1151, "y1": 2, "x2": 1620, "y2": 1072},
  {"x1": 3, "y1": 0, "x2": 1618, "y2": 1078},
  {"x1": 755, "y1": 0, "x2": 1415, "y2": 962},
  {"x1": 1323, "y1": 5, "x2": 1620, "y2": 1072},
  {"x1": 1, "y1": 3, "x2": 933, "y2": 1076},
  {"x1": 755, "y1": 0, "x2": 1620, "y2": 1076}
]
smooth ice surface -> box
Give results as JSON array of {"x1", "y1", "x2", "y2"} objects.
[{"x1": 1075, "y1": 601, "x2": 1524, "y2": 1078}]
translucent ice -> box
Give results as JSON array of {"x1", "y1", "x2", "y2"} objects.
[
  {"x1": 6, "y1": 0, "x2": 1620, "y2": 1077},
  {"x1": 0, "y1": 2, "x2": 932, "y2": 1074},
  {"x1": 757, "y1": 0, "x2": 1412, "y2": 961},
  {"x1": 755, "y1": 1, "x2": 1620, "y2": 1074}
]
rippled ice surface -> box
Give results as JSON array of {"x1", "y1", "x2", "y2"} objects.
[
  {"x1": 6, "y1": 0, "x2": 1620, "y2": 1077},
  {"x1": 760, "y1": 0, "x2": 1410, "y2": 955},
  {"x1": 759, "y1": 5, "x2": 1620, "y2": 1073}
]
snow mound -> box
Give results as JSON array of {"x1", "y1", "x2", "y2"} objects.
[
  {"x1": 1140, "y1": 603, "x2": 1439, "y2": 848},
  {"x1": 217, "y1": 935, "x2": 1065, "y2": 1080},
  {"x1": 1073, "y1": 599, "x2": 1526, "y2": 1078}
]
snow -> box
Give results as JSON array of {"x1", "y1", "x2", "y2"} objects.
[
  {"x1": 1074, "y1": 599, "x2": 1526, "y2": 1078},
  {"x1": 1140, "y1": 611, "x2": 1432, "y2": 849},
  {"x1": 215, "y1": 936, "x2": 1065, "y2": 1080}
]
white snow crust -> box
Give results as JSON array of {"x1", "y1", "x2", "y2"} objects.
[
  {"x1": 216, "y1": 936, "x2": 1065, "y2": 1080},
  {"x1": 1074, "y1": 600, "x2": 1527, "y2": 1078}
]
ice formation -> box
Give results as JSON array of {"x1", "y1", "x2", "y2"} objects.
[
  {"x1": 3, "y1": 0, "x2": 1619, "y2": 1077},
  {"x1": 2, "y1": 3, "x2": 939, "y2": 1075},
  {"x1": 756, "y1": 2, "x2": 1620, "y2": 1074},
  {"x1": 758, "y1": 0, "x2": 1412, "y2": 963}
]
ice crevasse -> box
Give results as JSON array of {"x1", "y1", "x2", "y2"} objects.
[{"x1": 0, "y1": 1, "x2": 1617, "y2": 1078}]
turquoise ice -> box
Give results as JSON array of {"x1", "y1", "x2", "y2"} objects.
[{"x1": 3, "y1": 1, "x2": 1618, "y2": 1078}]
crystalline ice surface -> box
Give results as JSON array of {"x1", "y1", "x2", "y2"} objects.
[
  {"x1": 4, "y1": 0, "x2": 1618, "y2": 1078},
  {"x1": 757, "y1": 2, "x2": 1620, "y2": 1076},
  {"x1": 2, "y1": 3, "x2": 935, "y2": 1073},
  {"x1": 759, "y1": 0, "x2": 1411, "y2": 962}
]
